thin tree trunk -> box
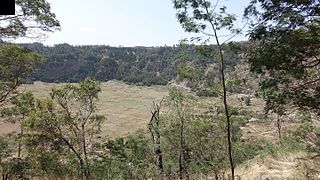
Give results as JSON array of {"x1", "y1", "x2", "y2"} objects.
[
  {"x1": 179, "y1": 117, "x2": 184, "y2": 180},
  {"x1": 219, "y1": 42, "x2": 235, "y2": 180},
  {"x1": 277, "y1": 114, "x2": 282, "y2": 140},
  {"x1": 18, "y1": 123, "x2": 23, "y2": 159},
  {"x1": 213, "y1": 26, "x2": 235, "y2": 180},
  {"x1": 60, "y1": 136, "x2": 86, "y2": 179},
  {"x1": 154, "y1": 129, "x2": 163, "y2": 171},
  {"x1": 17, "y1": 118, "x2": 24, "y2": 178},
  {"x1": 204, "y1": 5, "x2": 235, "y2": 179},
  {"x1": 178, "y1": 110, "x2": 189, "y2": 180},
  {"x1": 82, "y1": 124, "x2": 90, "y2": 180},
  {"x1": 154, "y1": 108, "x2": 163, "y2": 172}
]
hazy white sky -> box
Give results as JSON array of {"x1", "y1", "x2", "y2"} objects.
[{"x1": 15, "y1": 0, "x2": 251, "y2": 46}]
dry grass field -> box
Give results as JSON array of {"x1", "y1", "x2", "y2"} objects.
[
  {"x1": 2, "y1": 81, "x2": 319, "y2": 178},
  {"x1": 0, "y1": 80, "x2": 265, "y2": 137},
  {"x1": 0, "y1": 81, "x2": 168, "y2": 137}
]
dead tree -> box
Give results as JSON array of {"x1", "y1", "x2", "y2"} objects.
[{"x1": 148, "y1": 99, "x2": 164, "y2": 173}]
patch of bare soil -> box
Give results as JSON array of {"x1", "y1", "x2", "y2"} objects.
[{"x1": 0, "y1": 122, "x2": 19, "y2": 134}]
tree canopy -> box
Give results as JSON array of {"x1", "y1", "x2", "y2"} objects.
[
  {"x1": 0, "y1": 44, "x2": 43, "y2": 104},
  {"x1": 245, "y1": 0, "x2": 320, "y2": 114},
  {"x1": 0, "y1": 0, "x2": 60, "y2": 40}
]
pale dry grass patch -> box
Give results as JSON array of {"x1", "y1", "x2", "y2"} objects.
[
  {"x1": 1, "y1": 80, "x2": 168, "y2": 137},
  {"x1": 236, "y1": 152, "x2": 320, "y2": 179}
]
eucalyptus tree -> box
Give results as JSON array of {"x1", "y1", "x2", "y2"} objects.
[
  {"x1": 0, "y1": 44, "x2": 43, "y2": 106},
  {"x1": 165, "y1": 88, "x2": 195, "y2": 179},
  {"x1": 0, "y1": 0, "x2": 60, "y2": 106},
  {"x1": 0, "y1": 92, "x2": 34, "y2": 159},
  {"x1": 173, "y1": 0, "x2": 243, "y2": 178},
  {"x1": 245, "y1": 0, "x2": 320, "y2": 115},
  {"x1": 25, "y1": 78, "x2": 105, "y2": 179},
  {"x1": 258, "y1": 82, "x2": 288, "y2": 139}
]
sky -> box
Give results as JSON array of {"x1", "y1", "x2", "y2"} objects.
[{"x1": 15, "y1": 0, "x2": 251, "y2": 47}]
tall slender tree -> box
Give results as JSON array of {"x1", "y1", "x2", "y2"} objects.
[{"x1": 173, "y1": 1, "x2": 243, "y2": 179}]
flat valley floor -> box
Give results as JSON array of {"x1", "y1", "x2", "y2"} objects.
[{"x1": 0, "y1": 80, "x2": 168, "y2": 137}]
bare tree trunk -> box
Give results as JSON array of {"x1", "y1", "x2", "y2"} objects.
[
  {"x1": 149, "y1": 101, "x2": 164, "y2": 173},
  {"x1": 154, "y1": 124, "x2": 163, "y2": 171}
]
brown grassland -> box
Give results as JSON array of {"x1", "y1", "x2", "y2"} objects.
[{"x1": 0, "y1": 80, "x2": 168, "y2": 137}]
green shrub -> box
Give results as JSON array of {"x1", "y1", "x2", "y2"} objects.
[
  {"x1": 234, "y1": 138, "x2": 274, "y2": 164},
  {"x1": 196, "y1": 88, "x2": 219, "y2": 97},
  {"x1": 292, "y1": 124, "x2": 320, "y2": 153},
  {"x1": 297, "y1": 110, "x2": 312, "y2": 122}
]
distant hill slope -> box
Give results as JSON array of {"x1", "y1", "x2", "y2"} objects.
[{"x1": 19, "y1": 43, "x2": 245, "y2": 87}]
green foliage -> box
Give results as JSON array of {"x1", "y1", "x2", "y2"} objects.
[
  {"x1": 0, "y1": 136, "x2": 9, "y2": 154},
  {"x1": 297, "y1": 110, "x2": 312, "y2": 122},
  {"x1": 240, "y1": 96, "x2": 251, "y2": 106},
  {"x1": 291, "y1": 124, "x2": 320, "y2": 153},
  {"x1": 16, "y1": 43, "x2": 246, "y2": 88},
  {"x1": 0, "y1": 44, "x2": 43, "y2": 104},
  {"x1": 176, "y1": 63, "x2": 202, "y2": 82},
  {"x1": 0, "y1": 0, "x2": 60, "y2": 39},
  {"x1": 185, "y1": 118, "x2": 228, "y2": 174},
  {"x1": 196, "y1": 87, "x2": 219, "y2": 97},
  {"x1": 258, "y1": 80, "x2": 288, "y2": 115},
  {"x1": 173, "y1": 0, "x2": 237, "y2": 34},
  {"x1": 0, "y1": 135, "x2": 32, "y2": 179},
  {"x1": 91, "y1": 133, "x2": 156, "y2": 179},
  {"x1": 24, "y1": 78, "x2": 105, "y2": 179},
  {"x1": 159, "y1": 90, "x2": 259, "y2": 177},
  {"x1": 173, "y1": 1, "x2": 245, "y2": 178},
  {"x1": 226, "y1": 78, "x2": 243, "y2": 93},
  {"x1": 22, "y1": 44, "x2": 179, "y2": 85},
  {"x1": 1, "y1": 92, "x2": 35, "y2": 120},
  {"x1": 245, "y1": 0, "x2": 320, "y2": 114},
  {"x1": 234, "y1": 138, "x2": 274, "y2": 163}
]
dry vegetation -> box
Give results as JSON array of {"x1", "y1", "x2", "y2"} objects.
[
  {"x1": 0, "y1": 81, "x2": 168, "y2": 137},
  {"x1": 0, "y1": 81, "x2": 319, "y2": 179},
  {"x1": 236, "y1": 152, "x2": 320, "y2": 179},
  {"x1": 0, "y1": 81, "x2": 266, "y2": 138}
]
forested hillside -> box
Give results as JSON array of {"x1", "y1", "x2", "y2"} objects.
[{"x1": 20, "y1": 43, "x2": 245, "y2": 87}]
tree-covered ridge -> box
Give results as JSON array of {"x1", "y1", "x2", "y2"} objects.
[
  {"x1": 19, "y1": 43, "x2": 245, "y2": 87},
  {"x1": 21, "y1": 43, "x2": 177, "y2": 85}
]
